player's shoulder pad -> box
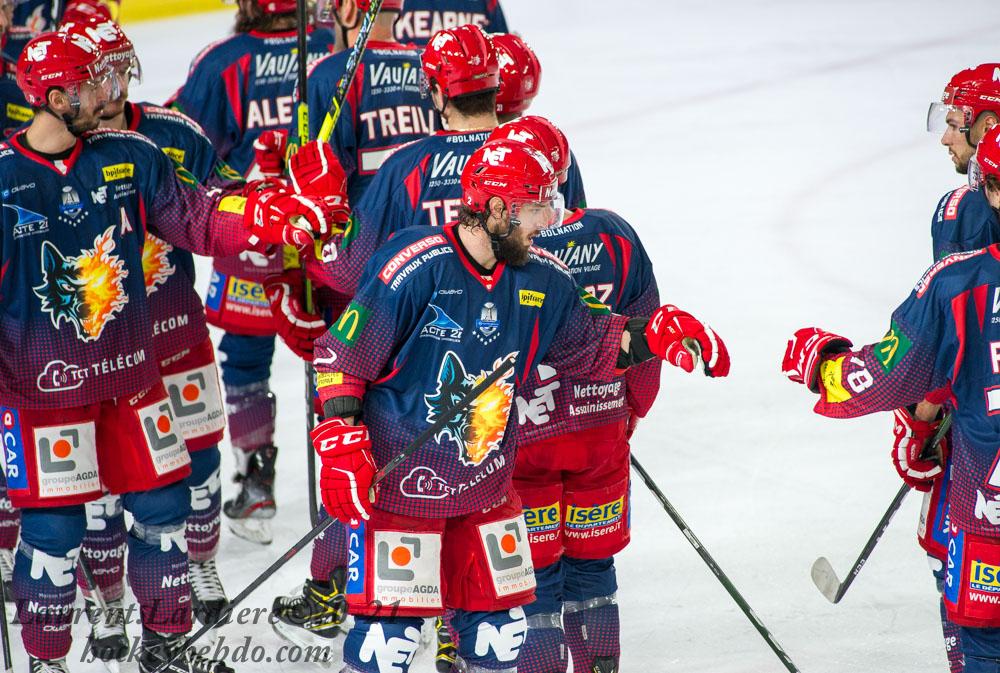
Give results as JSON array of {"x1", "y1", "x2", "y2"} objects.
[
  {"x1": 528, "y1": 245, "x2": 574, "y2": 279},
  {"x1": 83, "y1": 127, "x2": 161, "y2": 151},
  {"x1": 369, "y1": 226, "x2": 455, "y2": 291},
  {"x1": 914, "y1": 247, "x2": 990, "y2": 298},
  {"x1": 186, "y1": 34, "x2": 246, "y2": 74},
  {"x1": 935, "y1": 185, "x2": 991, "y2": 224},
  {"x1": 306, "y1": 49, "x2": 343, "y2": 79},
  {"x1": 137, "y1": 102, "x2": 210, "y2": 138}
]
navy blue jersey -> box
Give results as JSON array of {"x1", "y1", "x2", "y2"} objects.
[
  {"x1": 0, "y1": 56, "x2": 31, "y2": 137},
  {"x1": 2, "y1": 27, "x2": 35, "y2": 63},
  {"x1": 393, "y1": 0, "x2": 508, "y2": 46},
  {"x1": 810, "y1": 246, "x2": 1000, "y2": 538},
  {"x1": 304, "y1": 40, "x2": 438, "y2": 204},
  {"x1": 515, "y1": 209, "x2": 660, "y2": 442},
  {"x1": 931, "y1": 185, "x2": 1000, "y2": 260},
  {"x1": 314, "y1": 129, "x2": 488, "y2": 295},
  {"x1": 171, "y1": 28, "x2": 335, "y2": 175},
  {"x1": 127, "y1": 101, "x2": 243, "y2": 360},
  {"x1": 12, "y1": 0, "x2": 61, "y2": 34},
  {"x1": 313, "y1": 223, "x2": 627, "y2": 517},
  {"x1": 0, "y1": 128, "x2": 251, "y2": 408},
  {"x1": 562, "y1": 150, "x2": 586, "y2": 210}
]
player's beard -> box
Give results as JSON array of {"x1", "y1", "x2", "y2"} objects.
[
  {"x1": 64, "y1": 110, "x2": 101, "y2": 136},
  {"x1": 494, "y1": 228, "x2": 531, "y2": 267},
  {"x1": 100, "y1": 95, "x2": 127, "y2": 121}
]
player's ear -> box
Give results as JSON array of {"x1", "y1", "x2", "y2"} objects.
[
  {"x1": 488, "y1": 197, "x2": 505, "y2": 220},
  {"x1": 47, "y1": 88, "x2": 70, "y2": 114},
  {"x1": 984, "y1": 112, "x2": 1000, "y2": 134}
]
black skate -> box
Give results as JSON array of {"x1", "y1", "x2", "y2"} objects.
[
  {"x1": 223, "y1": 445, "x2": 277, "y2": 545},
  {"x1": 270, "y1": 569, "x2": 346, "y2": 658},
  {"x1": 189, "y1": 558, "x2": 229, "y2": 628},
  {"x1": 84, "y1": 597, "x2": 130, "y2": 668},
  {"x1": 137, "y1": 628, "x2": 234, "y2": 673},
  {"x1": 434, "y1": 615, "x2": 457, "y2": 672},
  {"x1": 29, "y1": 657, "x2": 71, "y2": 673}
]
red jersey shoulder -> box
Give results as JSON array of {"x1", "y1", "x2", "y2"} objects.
[{"x1": 914, "y1": 248, "x2": 989, "y2": 298}]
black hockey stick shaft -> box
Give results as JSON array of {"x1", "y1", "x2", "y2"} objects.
[
  {"x1": 78, "y1": 555, "x2": 107, "y2": 611},
  {"x1": 0, "y1": 571, "x2": 10, "y2": 673},
  {"x1": 317, "y1": 0, "x2": 384, "y2": 143},
  {"x1": 155, "y1": 355, "x2": 516, "y2": 672},
  {"x1": 816, "y1": 413, "x2": 952, "y2": 603},
  {"x1": 630, "y1": 455, "x2": 801, "y2": 673}
]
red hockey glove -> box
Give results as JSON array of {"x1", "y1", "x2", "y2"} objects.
[
  {"x1": 264, "y1": 272, "x2": 327, "y2": 361},
  {"x1": 289, "y1": 140, "x2": 349, "y2": 199},
  {"x1": 244, "y1": 186, "x2": 337, "y2": 248},
  {"x1": 311, "y1": 417, "x2": 377, "y2": 524},
  {"x1": 781, "y1": 327, "x2": 853, "y2": 392},
  {"x1": 891, "y1": 407, "x2": 947, "y2": 492},
  {"x1": 252, "y1": 130, "x2": 287, "y2": 178},
  {"x1": 645, "y1": 305, "x2": 730, "y2": 377}
]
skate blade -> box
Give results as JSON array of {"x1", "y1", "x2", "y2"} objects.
[
  {"x1": 226, "y1": 517, "x2": 273, "y2": 545},
  {"x1": 271, "y1": 620, "x2": 339, "y2": 666}
]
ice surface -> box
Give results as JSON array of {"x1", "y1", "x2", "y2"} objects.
[{"x1": 12, "y1": 2, "x2": 1000, "y2": 670}]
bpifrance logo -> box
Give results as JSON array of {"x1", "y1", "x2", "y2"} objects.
[
  {"x1": 33, "y1": 226, "x2": 128, "y2": 342},
  {"x1": 142, "y1": 233, "x2": 175, "y2": 295},
  {"x1": 425, "y1": 352, "x2": 515, "y2": 467}
]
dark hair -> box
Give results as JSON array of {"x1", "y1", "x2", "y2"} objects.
[
  {"x1": 448, "y1": 89, "x2": 497, "y2": 117},
  {"x1": 235, "y1": 0, "x2": 296, "y2": 33},
  {"x1": 457, "y1": 204, "x2": 484, "y2": 228},
  {"x1": 986, "y1": 174, "x2": 1000, "y2": 195}
]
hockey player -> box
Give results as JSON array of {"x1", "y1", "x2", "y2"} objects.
[
  {"x1": 491, "y1": 31, "x2": 586, "y2": 209},
  {"x1": 1, "y1": 29, "x2": 336, "y2": 673},
  {"x1": 59, "y1": 18, "x2": 248, "y2": 664},
  {"x1": 306, "y1": 136, "x2": 728, "y2": 673},
  {"x1": 169, "y1": 0, "x2": 336, "y2": 545},
  {"x1": 782, "y1": 124, "x2": 1000, "y2": 673},
  {"x1": 490, "y1": 116, "x2": 663, "y2": 673},
  {"x1": 394, "y1": 0, "x2": 508, "y2": 47},
  {"x1": 883, "y1": 64, "x2": 1000, "y2": 673}
]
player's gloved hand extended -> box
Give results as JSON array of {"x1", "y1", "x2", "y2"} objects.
[
  {"x1": 243, "y1": 185, "x2": 339, "y2": 248},
  {"x1": 263, "y1": 272, "x2": 326, "y2": 361},
  {"x1": 289, "y1": 141, "x2": 349, "y2": 201},
  {"x1": 645, "y1": 305, "x2": 730, "y2": 377},
  {"x1": 311, "y1": 417, "x2": 377, "y2": 524},
  {"x1": 252, "y1": 130, "x2": 287, "y2": 178},
  {"x1": 781, "y1": 327, "x2": 853, "y2": 392},
  {"x1": 891, "y1": 406, "x2": 948, "y2": 492}
]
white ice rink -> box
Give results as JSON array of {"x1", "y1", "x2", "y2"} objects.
[{"x1": 12, "y1": 1, "x2": 1000, "y2": 671}]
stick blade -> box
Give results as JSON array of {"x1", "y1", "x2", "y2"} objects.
[{"x1": 811, "y1": 556, "x2": 844, "y2": 603}]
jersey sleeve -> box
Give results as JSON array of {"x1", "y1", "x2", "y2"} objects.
[
  {"x1": 312, "y1": 252, "x2": 428, "y2": 397},
  {"x1": 811, "y1": 271, "x2": 957, "y2": 419},
  {"x1": 172, "y1": 49, "x2": 243, "y2": 164},
  {"x1": 611, "y1": 221, "x2": 661, "y2": 417},
  {"x1": 180, "y1": 120, "x2": 244, "y2": 189},
  {"x1": 541, "y1": 280, "x2": 629, "y2": 385},
  {"x1": 931, "y1": 188, "x2": 1000, "y2": 260},
  {"x1": 143, "y1": 142, "x2": 251, "y2": 259}
]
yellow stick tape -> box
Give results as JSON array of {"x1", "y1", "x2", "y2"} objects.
[{"x1": 120, "y1": 1, "x2": 229, "y2": 24}]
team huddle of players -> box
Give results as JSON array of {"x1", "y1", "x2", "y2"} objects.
[
  {"x1": 3, "y1": 0, "x2": 997, "y2": 672},
  {"x1": 0, "y1": 1, "x2": 733, "y2": 673}
]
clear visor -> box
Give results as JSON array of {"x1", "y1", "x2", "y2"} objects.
[
  {"x1": 927, "y1": 101, "x2": 973, "y2": 133},
  {"x1": 111, "y1": 53, "x2": 142, "y2": 86},
  {"x1": 510, "y1": 190, "x2": 565, "y2": 230},
  {"x1": 67, "y1": 67, "x2": 121, "y2": 108}
]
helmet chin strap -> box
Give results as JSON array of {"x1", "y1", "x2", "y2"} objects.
[{"x1": 481, "y1": 209, "x2": 519, "y2": 262}]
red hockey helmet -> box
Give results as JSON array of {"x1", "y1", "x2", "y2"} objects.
[
  {"x1": 928, "y1": 64, "x2": 1000, "y2": 134},
  {"x1": 258, "y1": 0, "x2": 298, "y2": 13},
  {"x1": 462, "y1": 138, "x2": 563, "y2": 229},
  {"x1": 970, "y1": 125, "x2": 1000, "y2": 190},
  {"x1": 421, "y1": 24, "x2": 498, "y2": 99},
  {"x1": 487, "y1": 115, "x2": 571, "y2": 184},
  {"x1": 492, "y1": 33, "x2": 540, "y2": 116},
  {"x1": 17, "y1": 31, "x2": 117, "y2": 107},
  {"x1": 61, "y1": 18, "x2": 141, "y2": 84},
  {"x1": 61, "y1": 0, "x2": 114, "y2": 24}
]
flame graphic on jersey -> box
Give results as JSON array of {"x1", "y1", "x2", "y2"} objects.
[
  {"x1": 425, "y1": 351, "x2": 515, "y2": 467},
  {"x1": 34, "y1": 226, "x2": 129, "y2": 343},
  {"x1": 142, "y1": 233, "x2": 175, "y2": 295}
]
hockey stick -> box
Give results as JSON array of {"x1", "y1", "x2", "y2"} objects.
[
  {"x1": 810, "y1": 413, "x2": 953, "y2": 604},
  {"x1": 630, "y1": 454, "x2": 801, "y2": 673},
  {"x1": 154, "y1": 355, "x2": 516, "y2": 672},
  {"x1": 0, "y1": 570, "x2": 10, "y2": 673}
]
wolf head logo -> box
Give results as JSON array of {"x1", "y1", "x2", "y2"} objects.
[
  {"x1": 425, "y1": 351, "x2": 515, "y2": 467},
  {"x1": 33, "y1": 226, "x2": 129, "y2": 342}
]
